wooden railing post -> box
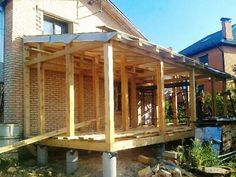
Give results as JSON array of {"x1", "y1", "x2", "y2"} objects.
[
  {"x1": 121, "y1": 56, "x2": 129, "y2": 131},
  {"x1": 65, "y1": 53, "x2": 75, "y2": 137},
  {"x1": 24, "y1": 46, "x2": 30, "y2": 137},
  {"x1": 37, "y1": 62, "x2": 45, "y2": 134},
  {"x1": 156, "y1": 60, "x2": 166, "y2": 133},
  {"x1": 211, "y1": 76, "x2": 217, "y2": 116},
  {"x1": 104, "y1": 42, "x2": 115, "y2": 150},
  {"x1": 222, "y1": 79, "x2": 228, "y2": 116},
  {"x1": 189, "y1": 69, "x2": 196, "y2": 128}
]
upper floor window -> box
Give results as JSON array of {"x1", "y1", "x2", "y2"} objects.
[
  {"x1": 0, "y1": 6, "x2": 4, "y2": 62},
  {"x1": 199, "y1": 54, "x2": 208, "y2": 65},
  {"x1": 43, "y1": 16, "x2": 68, "y2": 35}
]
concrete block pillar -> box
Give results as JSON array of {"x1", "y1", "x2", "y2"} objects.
[
  {"x1": 156, "y1": 143, "x2": 165, "y2": 162},
  {"x1": 102, "y1": 152, "x2": 117, "y2": 177},
  {"x1": 37, "y1": 145, "x2": 48, "y2": 165},
  {"x1": 66, "y1": 150, "x2": 78, "y2": 175}
]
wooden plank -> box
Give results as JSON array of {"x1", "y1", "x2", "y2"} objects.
[
  {"x1": 113, "y1": 135, "x2": 164, "y2": 152},
  {"x1": 65, "y1": 54, "x2": 75, "y2": 137},
  {"x1": 37, "y1": 62, "x2": 45, "y2": 134},
  {"x1": 24, "y1": 46, "x2": 30, "y2": 137},
  {"x1": 222, "y1": 79, "x2": 228, "y2": 116},
  {"x1": 40, "y1": 139, "x2": 107, "y2": 152},
  {"x1": 121, "y1": 56, "x2": 129, "y2": 131},
  {"x1": 93, "y1": 57, "x2": 100, "y2": 131},
  {"x1": 156, "y1": 61, "x2": 166, "y2": 132},
  {"x1": 0, "y1": 119, "x2": 96, "y2": 154},
  {"x1": 131, "y1": 78, "x2": 138, "y2": 128},
  {"x1": 211, "y1": 76, "x2": 216, "y2": 116},
  {"x1": 25, "y1": 42, "x2": 101, "y2": 66},
  {"x1": 172, "y1": 86, "x2": 178, "y2": 127},
  {"x1": 189, "y1": 69, "x2": 196, "y2": 128},
  {"x1": 104, "y1": 42, "x2": 115, "y2": 149}
]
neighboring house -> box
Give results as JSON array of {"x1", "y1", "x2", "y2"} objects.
[{"x1": 180, "y1": 18, "x2": 236, "y2": 92}]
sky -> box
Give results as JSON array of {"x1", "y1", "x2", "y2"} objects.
[{"x1": 111, "y1": 0, "x2": 236, "y2": 52}]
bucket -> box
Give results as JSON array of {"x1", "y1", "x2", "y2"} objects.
[{"x1": 0, "y1": 123, "x2": 22, "y2": 147}]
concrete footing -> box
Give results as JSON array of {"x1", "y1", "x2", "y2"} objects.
[
  {"x1": 102, "y1": 152, "x2": 117, "y2": 177},
  {"x1": 66, "y1": 150, "x2": 78, "y2": 175},
  {"x1": 37, "y1": 145, "x2": 48, "y2": 165}
]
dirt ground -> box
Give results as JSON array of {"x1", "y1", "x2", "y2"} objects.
[{"x1": 48, "y1": 146, "x2": 156, "y2": 177}]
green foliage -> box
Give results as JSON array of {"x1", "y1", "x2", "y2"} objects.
[
  {"x1": 190, "y1": 140, "x2": 221, "y2": 167},
  {"x1": 0, "y1": 154, "x2": 18, "y2": 169}
]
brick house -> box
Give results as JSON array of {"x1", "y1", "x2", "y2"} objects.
[
  {"x1": 180, "y1": 18, "x2": 236, "y2": 92},
  {"x1": 0, "y1": 0, "x2": 145, "y2": 126}
]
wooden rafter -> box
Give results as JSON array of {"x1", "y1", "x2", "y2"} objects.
[{"x1": 25, "y1": 42, "x2": 101, "y2": 66}]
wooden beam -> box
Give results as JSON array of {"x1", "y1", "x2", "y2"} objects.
[
  {"x1": 104, "y1": 42, "x2": 115, "y2": 149},
  {"x1": 0, "y1": 119, "x2": 96, "y2": 154},
  {"x1": 131, "y1": 78, "x2": 138, "y2": 128},
  {"x1": 189, "y1": 69, "x2": 196, "y2": 128},
  {"x1": 121, "y1": 56, "x2": 129, "y2": 131},
  {"x1": 172, "y1": 86, "x2": 178, "y2": 127},
  {"x1": 24, "y1": 46, "x2": 30, "y2": 137},
  {"x1": 156, "y1": 61, "x2": 166, "y2": 133},
  {"x1": 211, "y1": 77, "x2": 217, "y2": 116},
  {"x1": 37, "y1": 62, "x2": 45, "y2": 134},
  {"x1": 93, "y1": 57, "x2": 100, "y2": 131},
  {"x1": 40, "y1": 139, "x2": 107, "y2": 152},
  {"x1": 25, "y1": 42, "x2": 101, "y2": 66},
  {"x1": 222, "y1": 80, "x2": 228, "y2": 116},
  {"x1": 65, "y1": 54, "x2": 75, "y2": 137}
]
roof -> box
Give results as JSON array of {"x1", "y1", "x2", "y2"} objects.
[
  {"x1": 23, "y1": 31, "x2": 236, "y2": 80},
  {"x1": 180, "y1": 24, "x2": 236, "y2": 56}
]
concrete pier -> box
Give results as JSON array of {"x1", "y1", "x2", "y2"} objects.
[
  {"x1": 66, "y1": 150, "x2": 78, "y2": 175},
  {"x1": 37, "y1": 145, "x2": 48, "y2": 165},
  {"x1": 102, "y1": 152, "x2": 117, "y2": 177}
]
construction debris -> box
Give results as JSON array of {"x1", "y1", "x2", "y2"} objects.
[
  {"x1": 138, "y1": 166, "x2": 153, "y2": 177},
  {"x1": 138, "y1": 154, "x2": 154, "y2": 165}
]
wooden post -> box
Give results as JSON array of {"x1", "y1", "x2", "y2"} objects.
[
  {"x1": 65, "y1": 54, "x2": 75, "y2": 137},
  {"x1": 93, "y1": 57, "x2": 100, "y2": 131},
  {"x1": 211, "y1": 77, "x2": 217, "y2": 116},
  {"x1": 24, "y1": 46, "x2": 30, "y2": 137},
  {"x1": 131, "y1": 78, "x2": 137, "y2": 128},
  {"x1": 78, "y1": 70, "x2": 84, "y2": 122},
  {"x1": 172, "y1": 86, "x2": 178, "y2": 126},
  {"x1": 121, "y1": 57, "x2": 129, "y2": 131},
  {"x1": 189, "y1": 69, "x2": 196, "y2": 128},
  {"x1": 37, "y1": 62, "x2": 45, "y2": 134},
  {"x1": 223, "y1": 79, "x2": 228, "y2": 116},
  {"x1": 104, "y1": 42, "x2": 115, "y2": 149},
  {"x1": 156, "y1": 61, "x2": 166, "y2": 133}
]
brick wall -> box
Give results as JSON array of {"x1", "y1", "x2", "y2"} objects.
[{"x1": 4, "y1": 0, "x2": 133, "y2": 131}]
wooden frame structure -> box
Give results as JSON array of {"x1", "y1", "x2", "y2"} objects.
[{"x1": 22, "y1": 31, "x2": 235, "y2": 153}]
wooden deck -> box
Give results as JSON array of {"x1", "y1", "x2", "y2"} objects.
[{"x1": 40, "y1": 126, "x2": 194, "y2": 152}]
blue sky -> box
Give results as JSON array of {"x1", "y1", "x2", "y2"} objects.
[{"x1": 112, "y1": 0, "x2": 236, "y2": 52}]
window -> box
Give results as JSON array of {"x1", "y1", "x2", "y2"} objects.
[
  {"x1": 0, "y1": 6, "x2": 4, "y2": 62},
  {"x1": 43, "y1": 16, "x2": 68, "y2": 35},
  {"x1": 199, "y1": 54, "x2": 208, "y2": 65},
  {"x1": 197, "y1": 85, "x2": 204, "y2": 93}
]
